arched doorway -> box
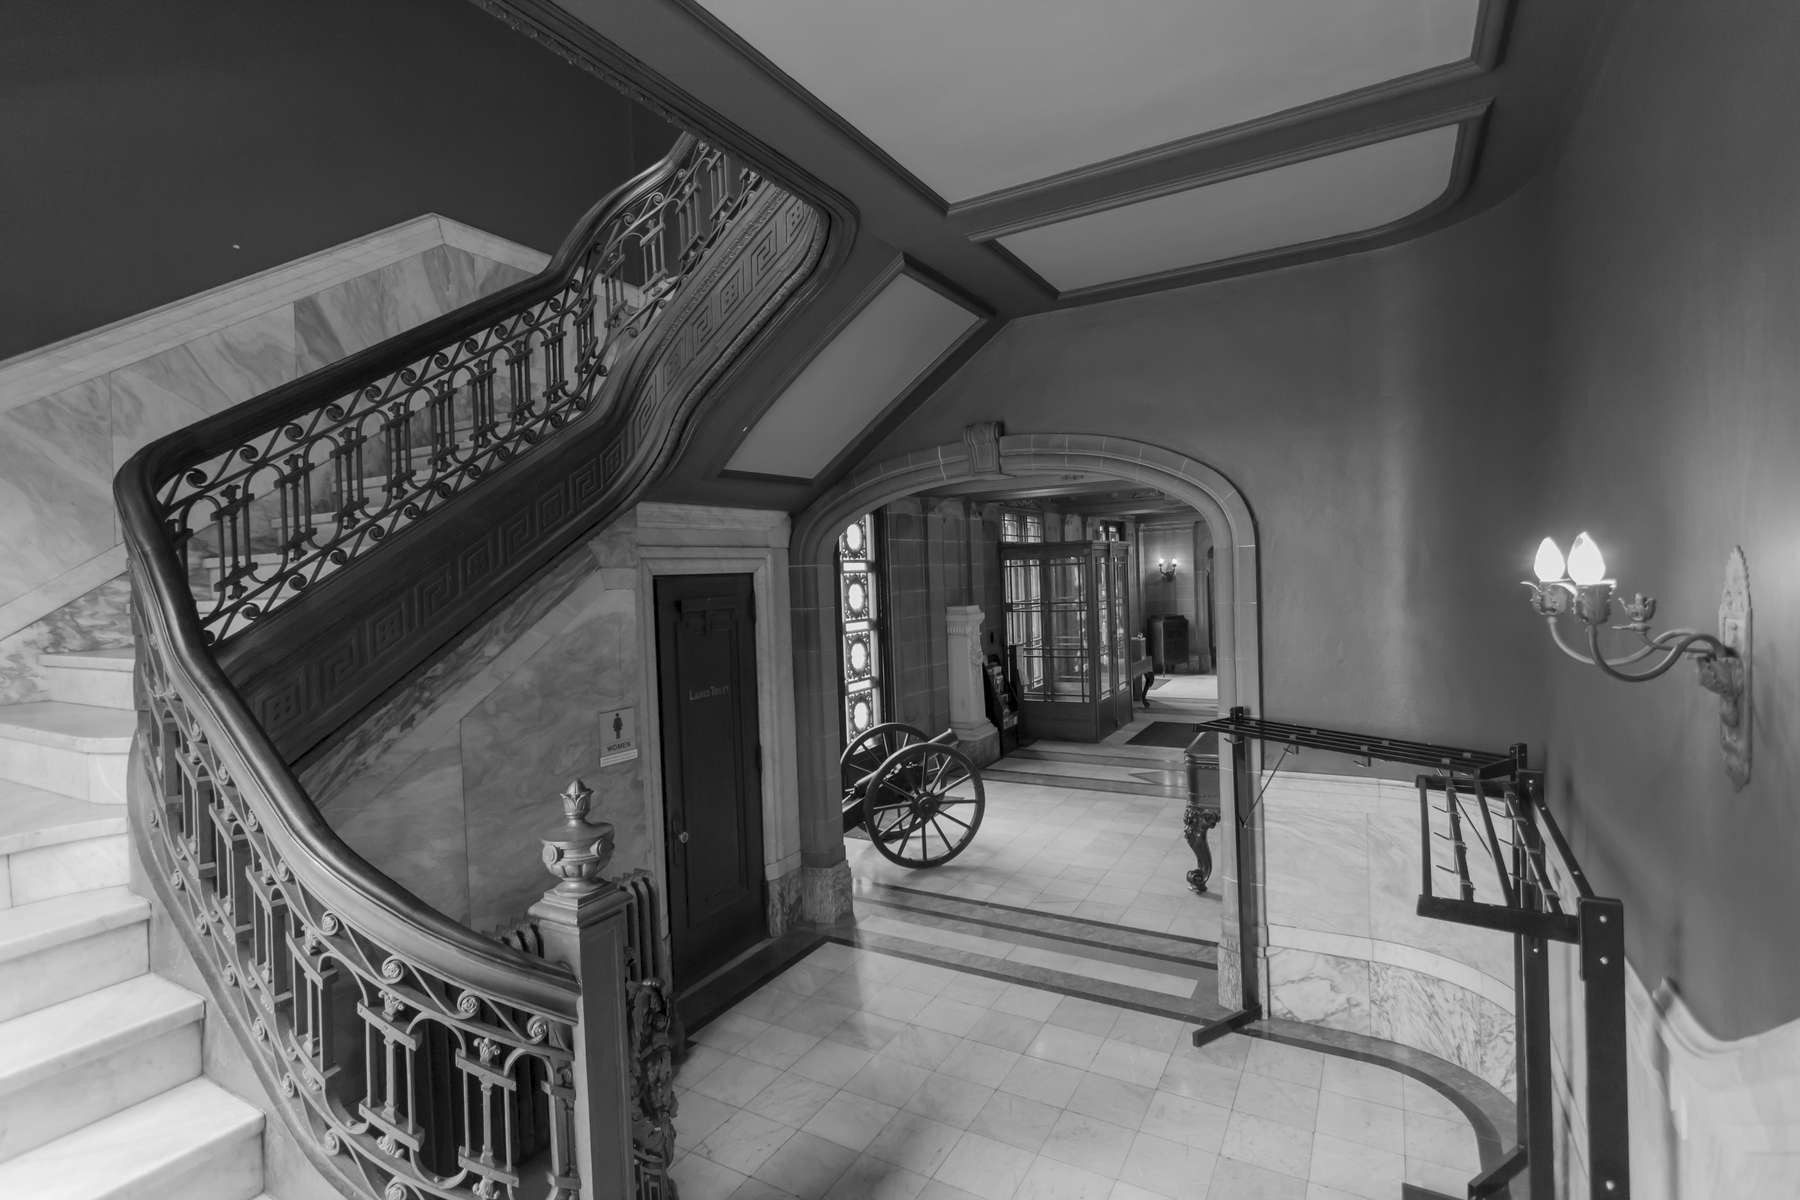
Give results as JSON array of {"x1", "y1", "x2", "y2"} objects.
[{"x1": 787, "y1": 426, "x2": 1263, "y2": 1009}]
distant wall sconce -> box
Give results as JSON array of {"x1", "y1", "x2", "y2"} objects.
[
  {"x1": 1158, "y1": 558, "x2": 1179, "y2": 581},
  {"x1": 1524, "y1": 533, "x2": 1752, "y2": 787}
]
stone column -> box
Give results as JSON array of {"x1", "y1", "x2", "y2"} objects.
[{"x1": 945, "y1": 605, "x2": 1000, "y2": 765}]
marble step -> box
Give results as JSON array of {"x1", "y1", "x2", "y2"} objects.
[
  {"x1": 0, "y1": 887, "x2": 149, "y2": 1023},
  {"x1": 0, "y1": 702, "x2": 136, "y2": 804},
  {"x1": 0, "y1": 782, "x2": 128, "y2": 909},
  {"x1": 39, "y1": 649, "x2": 136, "y2": 711},
  {"x1": 0, "y1": 1077, "x2": 264, "y2": 1200},
  {"x1": 0, "y1": 975, "x2": 204, "y2": 1162}
]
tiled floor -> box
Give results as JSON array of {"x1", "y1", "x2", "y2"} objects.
[
  {"x1": 670, "y1": 942, "x2": 1485, "y2": 1200},
  {"x1": 844, "y1": 767, "x2": 1219, "y2": 942}
]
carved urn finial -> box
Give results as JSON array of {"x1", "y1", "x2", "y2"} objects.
[{"x1": 540, "y1": 779, "x2": 616, "y2": 895}]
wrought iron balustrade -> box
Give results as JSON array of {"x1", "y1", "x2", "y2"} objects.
[
  {"x1": 159, "y1": 136, "x2": 755, "y2": 645},
  {"x1": 115, "y1": 129, "x2": 833, "y2": 1200}
]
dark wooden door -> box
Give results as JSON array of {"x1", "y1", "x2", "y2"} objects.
[{"x1": 655, "y1": 574, "x2": 764, "y2": 989}]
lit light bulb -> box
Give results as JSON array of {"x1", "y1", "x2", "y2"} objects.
[
  {"x1": 1567, "y1": 532, "x2": 1607, "y2": 585},
  {"x1": 1532, "y1": 537, "x2": 1566, "y2": 582}
]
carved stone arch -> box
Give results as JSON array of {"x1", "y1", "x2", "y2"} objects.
[{"x1": 787, "y1": 430, "x2": 1263, "y2": 1005}]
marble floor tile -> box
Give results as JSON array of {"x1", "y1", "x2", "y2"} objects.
[
  {"x1": 1219, "y1": 1111, "x2": 1313, "y2": 1180},
  {"x1": 914, "y1": 996, "x2": 989, "y2": 1038},
  {"x1": 1089, "y1": 1039, "x2": 1171, "y2": 1089},
  {"x1": 1305, "y1": 1132, "x2": 1405, "y2": 1200},
  {"x1": 791, "y1": 1041, "x2": 874, "y2": 1089},
  {"x1": 904, "y1": 1072, "x2": 996, "y2": 1129},
  {"x1": 934, "y1": 1130, "x2": 1036, "y2": 1200},
  {"x1": 1138, "y1": 1092, "x2": 1231, "y2": 1154},
  {"x1": 1025, "y1": 1024, "x2": 1106, "y2": 1070},
  {"x1": 1312, "y1": 1090, "x2": 1404, "y2": 1154},
  {"x1": 844, "y1": 1055, "x2": 933, "y2": 1109},
  {"x1": 995, "y1": 985, "x2": 1065, "y2": 1020},
  {"x1": 1156, "y1": 1057, "x2": 1243, "y2": 1109},
  {"x1": 740, "y1": 1026, "x2": 823, "y2": 1071},
  {"x1": 1066, "y1": 1073, "x2": 1154, "y2": 1129},
  {"x1": 1040, "y1": 1109, "x2": 1139, "y2": 1176},
  {"x1": 803, "y1": 1092, "x2": 900, "y2": 1153},
  {"x1": 676, "y1": 1091, "x2": 739, "y2": 1145},
  {"x1": 1402, "y1": 1109, "x2": 1480, "y2": 1172},
  {"x1": 752, "y1": 1073, "x2": 840, "y2": 1130},
  {"x1": 1230, "y1": 1072, "x2": 1320, "y2": 1132},
  {"x1": 695, "y1": 1056, "x2": 786, "y2": 1108},
  {"x1": 968, "y1": 1010, "x2": 1047, "y2": 1054},
  {"x1": 753, "y1": 1130, "x2": 858, "y2": 1198},
  {"x1": 1017, "y1": 1155, "x2": 1116, "y2": 1199},
  {"x1": 1118, "y1": 1130, "x2": 1217, "y2": 1199},
  {"x1": 1317, "y1": 1056, "x2": 1404, "y2": 1109},
  {"x1": 998, "y1": 1054, "x2": 1084, "y2": 1108},
  {"x1": 885, "y1": 1026, "x2": 964, "y2": 1072},
  {"x1": 671, "y1": 1151, "x2": 749, "y2": 1200},
  {"x1": 698, "y1": 1109, "x2": 795, "y2": 1176},
  {"x1": 826, "y1": 1152, "x2": 931, "y2": 1200},
  {"x1": 967, "y1": 1091, "x2": 1063, "y2": 1153},
  {"x1": 867, "y1": 1111, "x2": 965, "y2": 1178},
  {"x1": 1203, "y1": 1156, "x2": 1308, "y2": 1200},
  {"x1": 1243, "y1": 1040, "x2": 1327, "y2": 1088},
  {"x1": 939, "y1": 1039, "x2": 1022, "y2": 1088}
]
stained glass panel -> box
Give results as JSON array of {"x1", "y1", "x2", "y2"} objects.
[{"x1": 838, "y1": 512, "x2": 883, "y2": 744}]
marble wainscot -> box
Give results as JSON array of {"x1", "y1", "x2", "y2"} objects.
[
  {"x1": 1257, "y1": 770, "x2": 1517, "y2": 1096},
  {"x1": 302, "y1": 516, "x2": 646, "y2": 935},
  {"x1": 0, "y1": 213, "x2": 545, "y2": 700},
  {"x1": 1537, "y1": 848, "x2": 1800, "y2": 1197}
]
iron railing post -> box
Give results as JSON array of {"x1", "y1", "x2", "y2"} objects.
[{"x1": 1580, "y1": 896, "x2": 1629, "y2": 1198}]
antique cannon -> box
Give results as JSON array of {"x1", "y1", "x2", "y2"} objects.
[{"x1": 840, "y1": 722, "x2": 986, "y2": 868}]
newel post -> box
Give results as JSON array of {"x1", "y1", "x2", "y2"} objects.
[{"x1": 529, "y1": 780, "x2": 634, "y2": 1200}]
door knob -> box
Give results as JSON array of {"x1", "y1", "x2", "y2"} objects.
[{"x1": 677, "y1": 830, "x2": 690, "y2": 844}]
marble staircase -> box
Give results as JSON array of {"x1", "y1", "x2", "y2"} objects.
[{"x1": 0, "y1": 647, "x2": 274, "y2": 1199}]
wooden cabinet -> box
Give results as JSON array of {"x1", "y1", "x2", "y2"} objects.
[{"x1": 1001, "y1": 540, "x2": 1134, "y2": 742}]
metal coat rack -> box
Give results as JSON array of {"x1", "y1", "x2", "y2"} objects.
[{"x1": 1193, "y1": 707, "x2": 1630, "y2": 1200}]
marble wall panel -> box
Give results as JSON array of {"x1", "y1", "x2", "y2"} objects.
[
  {"x1": 1367, "y1": 807, "x2": 1513, "y2": 984},
  {"x1": 0, "y1": 574, "x2": 134, "y2": 704},
  {"x1": 1369, "y1": 960, "x2": 1515, "y2": 1096},
  {"x1": 2, "y1": 234, "x2": 533, "y2": 654},
  {"x1": 294, "y1": 245, "x2": 531, "y2": 371},
  {"x1": 462, "y1": 583, "x2": 645, "y2": 934},
  {"x1": 0, "y1": 380, "x2": 116, "y2": 610},
  {"x1": 106, "y1": 306, "x2": 298, "y2": 474},
  {"x1": 1263, "y1": 804, "x2": 1371, "y2": 937},
  {"x1": 1267, "y1": 947, "x2": 1373, "y2": 1034},
  {"x1": 327, "y1": 744, "x2": 471, "y2": 925}
]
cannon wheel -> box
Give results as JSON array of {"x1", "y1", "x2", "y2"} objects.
[
  {"x1": 865, "y1": 741, "x2": 985, "y2": 869},
  {"x1": 841, "y1": 722, "x2": 926, "y2": 800}
]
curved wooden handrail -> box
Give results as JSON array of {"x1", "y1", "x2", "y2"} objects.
[{"x1": 114, "y1": 132, "x2": 831, "y2": 1200}]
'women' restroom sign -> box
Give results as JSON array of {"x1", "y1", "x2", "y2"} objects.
[{"x1": 601, "y1": 708, "x2": 637, "y2": 766}]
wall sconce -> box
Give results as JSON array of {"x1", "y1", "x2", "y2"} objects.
[
  {"x1": 1523, "y1": 533, "x2": 1752, "y2": 787},
  {"x1": 1158, "y1": 558, "x2": 1179, "y2": 581}
]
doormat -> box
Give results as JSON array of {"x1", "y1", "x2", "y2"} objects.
[{"x1": 1127, "y1": 723, "x2": 1216, "y2": 750}]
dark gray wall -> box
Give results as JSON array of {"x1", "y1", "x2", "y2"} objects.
[
  {"x1": 2, "y1": 0, "x2": 675, "y2": 359},
  {"x1": 878, "y1": 190, "x2": 1557, "y2": 758},
  {"x1": 1539, "y1": 0, "x2": 1800, "y2": 1038}
]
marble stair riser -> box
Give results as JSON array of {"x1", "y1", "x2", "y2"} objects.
[
  {"x1": 38, "y1": 662, "x2": 135, "y2": 711},
  {"x1": 0, "y1": 736, "x2": 128, "y2": 805},
  {"x1": 0, "y1": 920, "x2": 147, "y2": 1023},
  {"x1": 0, "y1": 833, "x2": 129, "y2": 908},
  {"x1": 0, "y1": 1023, "x2": 201, "y2": 1162},
  {"x1": 0, "y1": 1080, "x2": 265, "y2": 1200}
]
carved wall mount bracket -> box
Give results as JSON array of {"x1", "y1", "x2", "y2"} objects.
[
  {"x1": 963, "y1": 422, "x2": 1003, "y2": 475},
  {"x1": 1716, "y1": 545, "x2": 1752, "y2": 789}
]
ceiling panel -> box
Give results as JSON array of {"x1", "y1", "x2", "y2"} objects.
[
  {"x1": 690, "y1": 0, "x2": 1482, "y2": 201},
  {"x1": 997, "y1": 124, "x2": 1461, "y2": 292},
  {"x1": 724, "y1": 272, "x2": 981, "y2": 480}
]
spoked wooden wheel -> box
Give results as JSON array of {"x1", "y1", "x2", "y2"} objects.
[
  {"x1": 865, "y1": 742, "x2": 986, "y2": 868},
  {"x1": 840, "y1": 722, "x2": 926, "y2": 799}
]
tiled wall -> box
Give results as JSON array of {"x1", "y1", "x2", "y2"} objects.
[
  {"x1": 300, "y1": 516, "x2": 645, "y2": 935},
  {"x1": 1258, "y1": 772, "x2": 1517, "y2": 1096},
  {"x1": 0, "y1": 216, "x2": 541, "y2": 704}
]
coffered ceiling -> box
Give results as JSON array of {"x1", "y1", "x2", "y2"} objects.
[{"x1": 481, "y1": 0, "x2": 1623, "y2": 507}]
